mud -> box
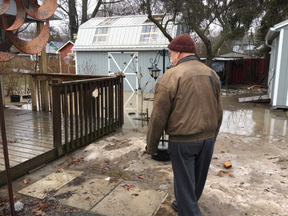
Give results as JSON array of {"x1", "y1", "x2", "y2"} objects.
[{"x1": 1, "y1": 91, "x2": 288, "y2": 215}]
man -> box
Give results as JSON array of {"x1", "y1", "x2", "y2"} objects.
[{"x1": 146, "y1": 34, "x2": 223, "y2": 216}]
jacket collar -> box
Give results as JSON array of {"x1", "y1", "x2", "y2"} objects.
[{"x1": 176, "y1": 55, "x2": 200, "y2": 66}]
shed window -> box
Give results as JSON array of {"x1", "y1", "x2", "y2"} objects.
[
  {"x1": 93, "y1": 27, "x2": 109, "y2": 43},
  {"x1": 140, "y1": 25, "x2": 158, "y2": 42},
  {"x1": 98, "y1": 18, "x2": 119, "y2": 26}
]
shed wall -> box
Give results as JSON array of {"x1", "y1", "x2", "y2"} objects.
[
  {"x1": 76, "y1": 51, "x2": 170, "y2": 92},
  {"x1": 276, "y1": 29, "x2": 288, "y2": 107}
]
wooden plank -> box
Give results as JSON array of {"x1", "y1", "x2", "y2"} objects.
[
  {"x1": 75, "y1": 85, "x2": 79, "y2": 146},
  {"x1": 115, "y1": 79, "x2": 119, "y2": 127},
  {"x1": 109, "y1": 80, "x2": 112, "y2": 131},
  {"x1": 97, "y1": 83, "x2": 100, "y2": 138},
  {"x1": 70, "y1": 85, "x2": 74, "y2": 149},
  {"x1": 105, "y1": 80, "x2": 108, "y2": 134},
  {"x1": 0, "y1": 149, "x2": 38, "y2": 160},
  {"x1": 101, "y1": 81, "x2": 104, "y2": 135},
  {"x1": 0, "y1": 144, "x2": 47, "y2": 155},
  {"x1": 0, "y1": 159, "x2": 19, "y2": 167},
  {"x1": 79, "y1": 84, "x2": 84, "y2": 145},
  {"x1": 64, "y1": 86, "x2": 69, "y2": 152},
  {"x1": 52, "y1": 85, "x2": 62, "y2": 156},
  {"x1": 84, "y1": 84, "x2": 88, "y2": 144},
  {"x1": 0, "y1": 154, "x2": 29, "y2": 164},
  {"x1": 30, "y1": 76, "x2": 37, "y2": 111},
  {"x1": 88, "y1": 83, "x2": 92, "y2": 142},
  {"x1": 36, "y1": 80, "x2": 41, "y2": 111},
  {"x1": 0, "y1": 149, "x2": 58, "y2": 186},
  {"x1": 111, "y1": 79, "x2": 115, "y2": 130},
  {"x1": 4, "y1": 142, "x2": 51, "y2": 152},
  {"x1": 92, "y1": 85, "x2": 96, "y2": 139},
  {"x1": 238, "y1": 95, "x2": 270, "y2": 103},
  {"x1": 120, "y1": 77, "x2": 124, "y2": 125}
]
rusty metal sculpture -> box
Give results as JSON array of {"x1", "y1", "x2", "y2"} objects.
[
  {"x1": 2, "y1": 0, "x2": 26, "y2": 31},
  {"x1": 0, "y1": 0, "x2": 10, "y2": 15},
  {"x1": 26, "y1": 0, "x2": 57, "y2": 20},
  {"x1": 0, "y1": 0, "x2": 57, "y2": 61},
  {"x1": 5, "y1": 20, "x2": 50, "y2": 54}
]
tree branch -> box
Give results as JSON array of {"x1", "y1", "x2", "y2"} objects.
[
  {"x1": 91, "y1": 0, "x2": 103, "y2": 18},
  {"x1": 146, "y1": 0, "x2": 173, "y2": 42}
]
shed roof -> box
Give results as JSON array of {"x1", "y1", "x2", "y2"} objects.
[
  {"x1": 266, "y1": 19, "x2": 288, "y2": 45},
  {"x1": 74, "y1": 15, "x2": 178, "y2": 51},
  {"x1": 56, "y1": 41, "x2": 74, "y2": 54}
]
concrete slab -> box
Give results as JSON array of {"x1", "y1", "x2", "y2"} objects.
[
  {"x1": 91, "y1": 181, "x2": 167, "y2": 216},
  {"x1": 55, "y1": 177, "x2": 121, "y2": 211},
  {"x1": 18, "y1": 169, "x2": 83, "y2": 199}
]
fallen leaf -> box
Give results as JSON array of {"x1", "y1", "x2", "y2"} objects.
[
  {"x1": 220, "y1": 170, "x2": 229, "y2": 174},
  {"x1": 109, "y1": 178, "x2": 119, "y2": 183},
  {"x1": 40, "y1": 204, "x2": 49, "y2": 209},
  {"x1": 137, "y1": 175, "x2": 145, "y2": 179},
  {"x1": 85, "y1": 197, "x2": 90, "y2": 201},
  {"x1": 229, "y1": 174, "x2": 235, "y2": 178},
  {"x1": 23, "y1": 178, "x2": 31, "y2": 184},
  {"x1": 123, "y1": 185, "x2": 134, "y2": 191},
  {"x1": 217, "y1": 171, "x2": 223, "y2": 177},
  {"x1": 35, "y1": 210, "x2": 45, "y2": 216}
]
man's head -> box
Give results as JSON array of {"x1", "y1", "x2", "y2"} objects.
[{"x1": 168, "y1": 34, "x2": 196, "y2": 66}]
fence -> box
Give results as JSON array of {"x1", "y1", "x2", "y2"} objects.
[
  {"x1": 51, "y1": 76, "x2": 124, "y2": 156},
  {"x1": 29, "y1": 73, "x2": 110, "y2": 112},
  {"x1": 229, "y1": 58, "x2": 265, "y2": 84},
  {"x1": 0, "y1": 75, "x2": 124, "y2": 186}
]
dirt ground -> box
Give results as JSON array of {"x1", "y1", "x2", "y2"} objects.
[{"x1": 1, "y1": 90, "x2": 288, "y2": 215}]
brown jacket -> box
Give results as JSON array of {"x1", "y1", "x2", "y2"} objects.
[{"x1": 146, "y1": 55, "x2": 223, "y2": 155}]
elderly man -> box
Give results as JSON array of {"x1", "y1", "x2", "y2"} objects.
[{"x1": 146, "y1": 34, "x2": 223, "y2": 216}]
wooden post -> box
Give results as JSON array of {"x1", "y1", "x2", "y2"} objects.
[
  {"x1": 37, "y1": 21, "x2": 49, "y2": 111},
  {"x1": 52, "y1": 82, "x2": 62, "y2": 156},
  {"x1": 119, "y1": 77, "x2": 124, "y2": 126},
  {"x1": 29, "y1": 75, "x2": 37, "y2": 111},
  {"x1": 225, "y1": 61, "x2": 231, "y2": 86}
]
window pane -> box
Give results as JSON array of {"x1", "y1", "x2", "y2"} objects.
[
  {"x1": 98, "y1": 36, "x2": 106, "y2": 42},
  {"x1": 100, "y1": 28, "x2": 108, "y2": 34}
]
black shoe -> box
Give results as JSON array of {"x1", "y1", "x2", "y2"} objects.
[{"x1": 172, "y1": 200, "x2": 177, "y2": 212}]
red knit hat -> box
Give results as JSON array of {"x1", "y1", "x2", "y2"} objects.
[{"x1": 168, "y1": 34, "x2": 196, "y2": 53}]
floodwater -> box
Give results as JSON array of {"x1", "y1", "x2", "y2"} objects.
[
  {"x1": 4, "y1": 91, "x2": 288, "y2": 140},
  {"x1": 123, "y1": 91, "x2": 288, "y2": 140}
]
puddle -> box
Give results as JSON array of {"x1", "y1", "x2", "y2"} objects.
[{"x1": 123, "y1": 91, "x2": 288, "y2": 140}]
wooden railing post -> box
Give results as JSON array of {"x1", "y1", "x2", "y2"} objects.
[
  {"x1": 52, "y1": 81, "x2": 62, "y2": 156},
  {"x1": 29, "y1": 75, "x2": 38, "y2": 111},
  {"x1": 119, "y1": 77, "x2": 124, "y2": 125}
]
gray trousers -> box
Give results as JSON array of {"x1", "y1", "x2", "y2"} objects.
[{"x1": 168, "y1": 138, "x2": 216, "y2": 216}]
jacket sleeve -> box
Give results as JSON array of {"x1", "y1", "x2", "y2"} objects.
[
  {"x1": 146, "y1": 83, "x2": 173, "y2": 155},
  {"x1": 215, "y1": 96, "x2": 223, "y2": 138}
]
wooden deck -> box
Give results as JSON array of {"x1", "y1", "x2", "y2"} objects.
[{"x1": 0, "y1": 108, "x2": 54, "y2": 171}]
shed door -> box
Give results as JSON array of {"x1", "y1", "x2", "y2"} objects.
[{"x1": 108, "y1": 52, "x2": 139, "y2": 92}]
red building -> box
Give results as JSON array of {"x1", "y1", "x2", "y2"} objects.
[{"x1": 56, "y1": 41, "x2": 75, "y2": 74}]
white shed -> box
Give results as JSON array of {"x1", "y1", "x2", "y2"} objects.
[
  {"x1": 266, "y1": 19, "x2": 288, "y2": 109},
  {"x1": 73, "y1": 15, "x2": 180, "y2": 92}
]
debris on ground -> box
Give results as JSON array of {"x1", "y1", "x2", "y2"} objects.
[
  {"x1": 14, "y1": 201, "x2": 24, "y2": 212},
  {"x1": 137, "y1": 174, "x2": 146, "y2": 179},
  {"x1": 224, "y1": 161, "x2": 232, "y2": 169}
]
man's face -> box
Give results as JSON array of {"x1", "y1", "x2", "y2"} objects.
[{"x1": 169, "y1": 49, "x2": 180, "y2": 66}]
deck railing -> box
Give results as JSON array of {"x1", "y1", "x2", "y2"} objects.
[
  {"x1": 51, "y1": 76, "x2": 124, "y2": 156},
  {"x1": 29, "y1": 73, "x2": 110, "y2": 112}
]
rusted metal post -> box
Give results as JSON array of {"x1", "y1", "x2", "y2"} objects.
[{"x1": 0, "y1": 81, "x2": 16, "y2": 216}]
